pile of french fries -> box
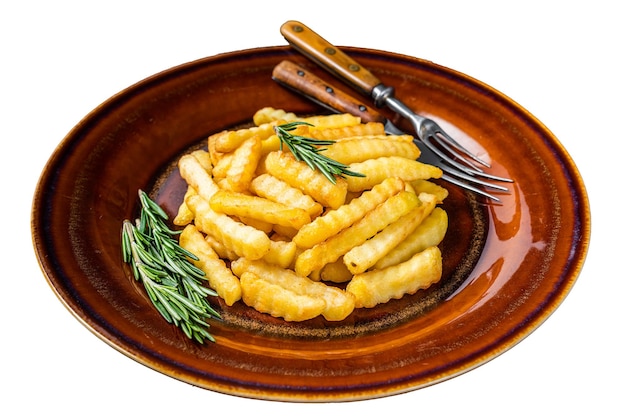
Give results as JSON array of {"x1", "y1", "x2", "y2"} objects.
[{"x1": 174, "y1": 107, "x2": 449, "y2": 322}]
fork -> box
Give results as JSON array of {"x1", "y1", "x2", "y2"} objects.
[
  {"x1": 272, "y1": 60, "x2": 510, "y2": 201},
  {"x1": 280, "y1": 21, "x2": 513, "y2": 200}
]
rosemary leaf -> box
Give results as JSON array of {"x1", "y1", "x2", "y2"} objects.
[
  {"x1": 274, "y1": 121, "x2": 365, "y2": 184},
  {"x1": 121, "y1": 190, "x2": 220, "y2": 343}
]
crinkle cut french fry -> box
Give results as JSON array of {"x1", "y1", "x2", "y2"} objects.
[
  {"x1": 410, "y1": 179, "x2": 449, "y2": 203},
  {"x1": 299, "y1": 113, "x2": 361, "y2": 129},
  {"x1": 344, "y1": 193, "x2": 438, "y2": 275},
  {"x1": 215, "y1": 120, "x2": 282, "y2": 153},
  {"x1": 346, "y1": 156, "x2": 443, "y2": 192},
  {"x1": 346, "y1": 246, "x2": 443, "y2": 308},
  {"x1": 178, "y1": 153, "x2": 220, "y2": 201},
  {"x1": 308, "y1": 122, "x2": 386, "y2": 140},
  {"x1": 292, "y1": 177, "x2": 405, "y2": 249},
  {"x1": 375, "y1": 207, "x2": 448, "y2": 270},
  {"x1": 174, "y1": 149, "x2": 212, "y2": 227},
  {"x1": 260, "y1": 134, "x2": 281, "y2": 156},
  {"x1": 235, "y1": 215, "x2": 274, "y2": 234},
  {"x1": 320, "y1": 138, "x2": 421, "y2": 164},
  {"x1": 232, "y1": 258, "x2": 355, "y2": 321},
  {"x1": 262, "y1": 239, "x2": 298, "y2": 269},
  {"x1": 209, "y1": 189, "x2": 311, "y2": 230},
  {"x1": 178, "y1": 224, "x2": 242, "y2": 306},
  {"x1": 272, "y1": 224, "x2": 298, "y2": 240},
  {"x1": 211, "y1": 152, "x2": 234, "y2": 180},
  {"x1": 250, "y1": 173, "x2": 323, "y2": 218},
  {"x1": 173, "y1": 186, "x2": 196, "y2": 226},
  {"x1": 320, "y1": 258, "x2": 353, "y2": 283},
  {"x1": 204, "y1": 233, "x2": 238, "y2": 261},
  {"x1": 239, "y1": 272, "x2": 325, "y2": 322},
  {"x1": 191, "y1": 149, "x2": 213, "y2": 173},
  {"x1": 218, "y1": 135, "x2": 262, "y2": 192},
  {"x1": 294, "y1": 191, "x2": 420, "y2": 278},
  {"x1": 187, "y1": 194, "x2": 270, "y2": 260},
  {"x1": 334, "y1": 134, "x2": 415, "y2": 143},
  {"x1": 207, "y1": 130, "x2": 228, "y2": 166},
  {"x1": 253, "y1": 107, "x2": 298, "y2": 125},
  {"x1": 263, "y1": 150, "x2": 347, "y2": 209}
]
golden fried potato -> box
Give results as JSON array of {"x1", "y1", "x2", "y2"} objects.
[
  {"x1": 253, "y1": 107, "x2": 298, "y2": 125},
  {"x1": 232, "y1": 258, "x2": 355, "y2": 321},
  {"x1": 346, "y1": 156, "x2": 443, "y2": 192},
  {"x1": 263, "y1": 150, "x2": 347, "y2": 209},
  {"x1": 217, "y1": 136, "x2": 262, "y2": 192},
  {"x1": 240, "y1": 272, "x2": 326, "y2": 322},
  {"x1": 410, "y1": 179, "x2": 449, "y2": 203},
  {"x1": 209, "y1": 189, "x2": 311, "y2": 230},
  {"x1": 300, "y1": 113, "x2": 361, "y2": 129},
  {"x1": 215, "y1": 121, "x2": 281, "y2": 153},
  {"x1": 343, "y1": 193, "x2": 438, "y2": 274},
  {"x1": 294, "y1": 191, "x2": 419, "y2": 277},
  {"x1": 320, "y1": 258, "x2": 353, "y2": 283},
  {"x1": 262, "y1": 238, "x2": 298, "y2": 269},
  {"x1": 292, "y1": 177, "x2": 405, "y2": 249},
  {"x1": 204, "y1": 233, "x2": 238, "y2": 261},
  {"x1": 173, "y1": 186, "x2": 196, "y2": 226},
  {"x1": 211, "y1": 152, "x2": 234, "y2": 179},
  {"x1": 191, "y1": 149, "x2": 213, "y2": 172},
  {"x1": 178, "y1": 224, "x2": 241, "y2": 306},
  {"x1": 320, "y1": 137, "x2": 420, "y2": 164},
  {"x1": 308, "y1": 122, "x2": 386, "y2": 140},
  {"x1": 207, "y1": 130, "x2": 228, "y2": 166},
  {"x1": 234, "y1": 215, "x2": 274, "y2": 234},
  {"x1": 346, "y1": 246, "x2": 442, "y2": 308},
  {"x1": 375, "y1": 207, "x2": 448, "y2": 269},
  {"x1": 260, "y1": 134, "x2": 282, "y2": 156},
  {"x1": 178, "y1": 153, "x2": 220, "y2": 201},
  {"x1": 250, "y1": 173, "x2": 323, "y2": 218},
  {"x1": 187, "y1": 194, "x2": 270, "y2": 260}
]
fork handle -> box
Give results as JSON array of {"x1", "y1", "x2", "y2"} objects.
[
  {"x1": 272, "y1": 60, "x2": 384, "y2": 123},
  {"x1": 280, "y1": 20, "x2": 382, "y2": 96}
]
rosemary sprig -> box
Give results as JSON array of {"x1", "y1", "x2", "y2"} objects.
[
  {"x1": 274, "y1": 121, "x2": 365, "y2": 184},
  {"x1": 121, "y1": 190, "x2": 220, "y2": 343}
]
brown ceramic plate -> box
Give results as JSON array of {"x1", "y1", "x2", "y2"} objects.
[{"x1": 31, "y1": 46, "x2": 590, "y2": 402}]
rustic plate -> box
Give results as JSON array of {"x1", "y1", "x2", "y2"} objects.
[{"x1": 31, "y1": 46, "x2": 590, "y2": 402}]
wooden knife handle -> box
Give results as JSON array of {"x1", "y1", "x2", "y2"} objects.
[
  {"x1": 272, "y1": 60, "x2": 385, "y2": 124},
  {"x1": 280, "y1": 20, "x2": 382, "y2": 95}
]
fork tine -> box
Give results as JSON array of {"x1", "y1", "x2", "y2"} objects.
[
  {"x1": 413, "y1": 140, "x2": 510, "y2": 192},
  {"x1": 433, "y1": 127, "x2": 491, "y2": 168},
  {"x1": 440, "y1": 173, "x2": 503, "y2": 202},
  {"x1": 440, "y1": 164, "x2": 510, "y2": 192},
  {"x1": 380, "y1": 93, "x2": 514, "y2": 184},
  {"x1": 420, "y1": 136, "x2": 514, "y2": 183},
  {"x1": 431, "y1": 134, "x2": 486, "y2": 171}
]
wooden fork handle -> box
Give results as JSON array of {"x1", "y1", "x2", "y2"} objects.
[
  {"x1": 272, "y1": 60, "x2": 384, "y2": 124},
  {"x1": 280, "y1": 20, "x2": 382, "y2": 96}
]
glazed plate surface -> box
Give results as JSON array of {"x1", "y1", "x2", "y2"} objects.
[{"x1": 31, "y1": 46, "x2": 590, "y2": 401}]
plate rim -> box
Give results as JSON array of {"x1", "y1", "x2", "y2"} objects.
[{"x1": 31, "y1": 45, "x2": 591, "y2": 402}]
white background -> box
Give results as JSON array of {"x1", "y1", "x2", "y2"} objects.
[{"x1": 2, "y1": 1, "x2": 622, "y2": 415}]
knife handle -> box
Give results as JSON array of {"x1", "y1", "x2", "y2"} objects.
[
  {"x1": 280, "y1": 20, "x2": 382, "y2": 96},
  {"x1": 272, "y1": 60, "x2": 384, "y2": 124}
]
